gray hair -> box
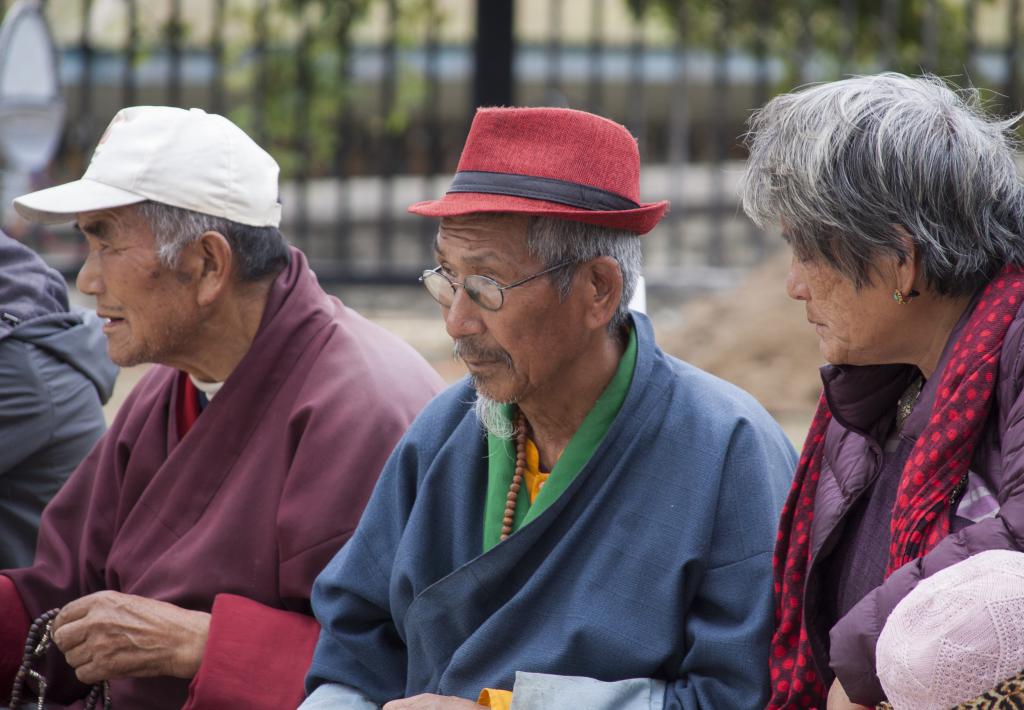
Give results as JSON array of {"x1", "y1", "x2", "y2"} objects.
[
  {"x1": 740, "y1": 72, "x2": 1024, "y2": 296},
  {"x1": 135, "y1": 201, "x2": 290, "y2": 282},
  {"x1": 525, "y1": 216, "x2": 642, "y2": 332}
]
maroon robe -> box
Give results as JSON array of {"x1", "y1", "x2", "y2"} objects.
[{"x1": 0, "y1": 248, "x2": 443, "y2": 709}]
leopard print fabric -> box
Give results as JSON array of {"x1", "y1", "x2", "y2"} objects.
[{"x1": 876, "y1": 669, "x2": 1024, "y2": 709}]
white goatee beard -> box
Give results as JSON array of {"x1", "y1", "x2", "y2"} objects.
[{"x1": 473, "y1": 392, "x2": 517, "y2": 440}]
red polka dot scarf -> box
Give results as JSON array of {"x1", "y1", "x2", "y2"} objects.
[{"x1": 767, "y1": 265, "x2": 1024, "y2": 709}]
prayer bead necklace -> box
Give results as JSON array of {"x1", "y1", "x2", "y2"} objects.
[
  {"x1": 9, "y1": 607, "x2": 111, "y2": 710},
  {"x1": 500, "y1": 412, "x2": 528, "y2": 541}
]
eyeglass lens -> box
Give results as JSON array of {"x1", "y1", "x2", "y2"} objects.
[
  {"x1": 422, "y1": 270, "x2": 453, "y2": 305},
  {"x1": 421, "y1": 271, "x2": 504, "y2": 311}
]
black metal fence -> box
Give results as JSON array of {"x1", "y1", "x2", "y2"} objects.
[{"x1": 10, "y1": 0, "x2": 1024, "y2": 286}]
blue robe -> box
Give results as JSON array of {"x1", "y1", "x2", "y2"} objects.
[{"x1": 306, "y1": 314, "x2": 795, "y2": 709}]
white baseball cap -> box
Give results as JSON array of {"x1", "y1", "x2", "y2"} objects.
[{"x1": 13, "y1": 106, "x2": 282, "y2": 227}]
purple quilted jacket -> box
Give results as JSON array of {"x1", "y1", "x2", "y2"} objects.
[{"x1": 802, "y1": 296, "x2": 1024, "y2": 706}]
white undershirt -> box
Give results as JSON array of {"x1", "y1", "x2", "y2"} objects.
[{"x1": 189, "y1": 375, "x2": 224, "y2": 400}]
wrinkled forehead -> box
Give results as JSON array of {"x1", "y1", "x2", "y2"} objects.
[
  {"x1": 75, "y1": 205, "x2": 149, "y2": 242},
  {"x1": 435, "y1": 213, "x2": 532, "y2": 262}
]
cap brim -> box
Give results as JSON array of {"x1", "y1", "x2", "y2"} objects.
[
  {"x1": 408, "y1": 193, "x2": 669, "y2": 235},
  {"x1": 13, "y1": 178, "x2": 147, "y2": 224}
]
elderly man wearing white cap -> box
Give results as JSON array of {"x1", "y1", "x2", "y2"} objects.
[{"x1": 0, "y1": 106, "x2": 442, "y2": 709}]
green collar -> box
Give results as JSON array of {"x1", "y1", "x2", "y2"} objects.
[{"x1": 482, "y1": 326, "x2": 638, "y2": 552}]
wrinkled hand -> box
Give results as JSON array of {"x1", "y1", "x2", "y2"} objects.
[
  {"x1": 51, "y1": 591, "x2": 210, "y2": 684},
  {"x1": 827, "y1": 678, "x2": 871, "y2": 710},
  {"x1": 382, "y1": 694, "x2": 482, "y2": 709}
]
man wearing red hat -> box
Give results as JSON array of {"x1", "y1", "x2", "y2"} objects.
[{"x1": 302, "y1": 107, "x2": 795, "y2": 710}]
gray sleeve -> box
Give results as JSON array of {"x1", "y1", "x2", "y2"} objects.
[
  {"x1": 509, "y1": 672, "x2": 665, "y2": 710},
  {"x1": 0, "y1": 338, "x2": 108, "y2": 569},
  {"x1": 298, "y1": 683, "x2": 380, "y2": 710},
  {"x1": 0, "y1": 339, "x2": 53, "y2": 475}
]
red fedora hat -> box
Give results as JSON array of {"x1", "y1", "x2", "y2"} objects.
[{"x1": 408, "y1": 107, "x2": 668, "y2": 234}]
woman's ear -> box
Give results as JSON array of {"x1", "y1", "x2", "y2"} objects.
[{"x1": 892, "y1": 225, "x2": 921, "y2": 296}]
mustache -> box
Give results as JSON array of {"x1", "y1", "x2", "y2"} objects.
[{"x1": 453, "y1": 338, "x2": 514, "y2": 369}]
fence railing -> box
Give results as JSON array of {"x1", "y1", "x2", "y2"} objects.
[{"x1": 9, "y1": 0, "x2": 1024, "y2": 287}]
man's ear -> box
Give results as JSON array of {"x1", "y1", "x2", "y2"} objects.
[
  {"x1": 578, "y1": 256, "x2": 623, "y2": 331},
  {"x1": 191, "y1": 231, "x2": 233, "y2": 307}
]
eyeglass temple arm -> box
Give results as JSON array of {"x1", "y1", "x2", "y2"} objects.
[{"x1": 501, "y1": 261, "x2": 572, "y2": 290}]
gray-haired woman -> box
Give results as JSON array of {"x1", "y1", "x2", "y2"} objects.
[{"x1": 740, "y1": 73, "x2": 1024, "y2": 710}]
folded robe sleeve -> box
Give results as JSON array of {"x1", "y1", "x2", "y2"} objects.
[
  {"x1": 509, "y1": 673, "x2": 663, "y2": 710},
  {"x1": 0, "y1": 575, "x2": 30, "y2": 701},
  {"x1": 300, "y1": 682, "x2": 380, "y2": 709},
  {"x1": 184, "y1": 594, "x2": 320, "y2": 710}
]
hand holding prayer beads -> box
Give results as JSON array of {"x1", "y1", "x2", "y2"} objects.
[
  {"x1": 9, "y1": 607, "x2": 110, "y2": 710},
  {"x1": 51, "y1": 591, "x2": 211, "y2": 684}
]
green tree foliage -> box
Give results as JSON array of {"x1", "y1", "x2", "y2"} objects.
[
  {"x1": 631, "y1": 0, "x2": 992, "y2": 83},
  {"x1": 225, "y1": 0, "x2": 443, "y2": 179}
]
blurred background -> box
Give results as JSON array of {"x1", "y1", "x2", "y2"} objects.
[{"x1": 6, "y1": 0, "x2": 1024, "y2": 439}]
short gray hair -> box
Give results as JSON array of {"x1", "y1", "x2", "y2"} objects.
[
  {"x1": 525, "y1": 216, "x2": 642, "y2": 332},
  {"x1": 135, "y1": 201, "x2": 290, "y2": 282},
  {"x1": 740, "y1": 73, "x2": 1024, "y2": 296}
]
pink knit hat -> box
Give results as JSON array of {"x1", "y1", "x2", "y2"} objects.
[{"x1": 876, "y1": 549, "x2": 1024, "y2": 710}]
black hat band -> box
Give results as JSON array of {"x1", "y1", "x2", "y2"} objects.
[{"x1": 447, "y1": 170, "x2": 640, "y2": 212}]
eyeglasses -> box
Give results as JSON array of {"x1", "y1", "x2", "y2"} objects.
[{"x1": 419, "y1": 261, "x2": 571, "y2": 312}]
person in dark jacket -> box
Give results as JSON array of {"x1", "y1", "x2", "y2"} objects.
[
  {"x1": 740, "y1": 72, "x2": 1024, "y2": 709},
  {"x1": 0, "y1": 231, "x2": 116, "y2": 570}
]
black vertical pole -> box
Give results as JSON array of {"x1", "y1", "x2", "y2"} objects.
[
  {"x1": 838, "y1": 0, "x2": 855, "y2": 75},
  {"x1": 333, "y1": 19, "x2": 354, "y2": 271},
  {"x1": 253, "y1": 0, "x2": 269, "y2": 147},
  {"x1": 545, "y1": 0, "x2": 563, "y2": 104},
  {"x1": 921, "y1": 0, "x2": 939, "y2": 72},
  {"x1": 966, "y1": 0, "x2": 978, "y2": 81},
  {"x1": 474, "y1": 0, "x2": 514, "y2": 108},
  {"x1": 210, "y1": 0, "x2": 226, "y2": 115},
  {"x1": 586, "y1": 0, "x2": 604, "y2": 113},
  {"x1": 295, "y1": 14, "x2": 313, "y2": 252},
  {"x1": 167, "y1": 0, "x2": 182, "y2": 106},
  {"x1": 76, "y1": 0, "x2": 94, "y2": 173},
  {"x1": 709, "y1": 0, "x2": 730, "y2": 268},
  {"x1": 378, "y1": 0, "x2": 399, "y2": 269},
  {"x1": 123, "y1": 0, "x2": 138, "y2": 108},
  {"x1": 1007, "y1": 0, "x2": 1021, "y2": 111},
  {"x1": 667, "y1": 1, "x2": 689, "y2": 267},
  {"x1": 881, "y1": 0, "x2": 901, "y2": 69},
  {"x1": 421, "y1": 0, "x2": 444, "y2": 262}
]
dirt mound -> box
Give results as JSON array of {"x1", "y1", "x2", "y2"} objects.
[{"x1": 655, "y1": 250, "x2": 823, "y2": 422}]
